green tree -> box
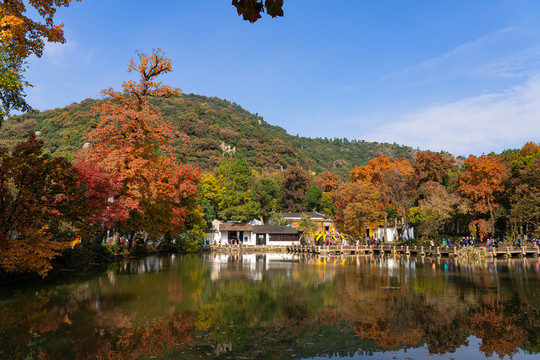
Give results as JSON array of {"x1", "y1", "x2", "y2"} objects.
[
  {"x1": 252, "y1": 176, "x2": 281, "y2": 222},
  {"x1": 268, "y1": 212, "x2": 291, "y2": 226},
  {"x1": 305, "y1": 185, "x2": 322, "y2": 212},
  {"x1": 508, "y1": 156, "x2": 540, "y2": 236},
  {"x1": 296, "y1": 214, "x2": 318, "y2": 243},
  {"x1": 215, "y1": 158, "x2": 259, "y2": 221},
  {"x1": 0, "y1": 46, "x2": 31, "y2": 122},
  {"x1": 199, "y1": 197, "x2": 216, "y2": 230},
  {"x1": 320, "y1": 192, "x2": 337, "y2": 217}
]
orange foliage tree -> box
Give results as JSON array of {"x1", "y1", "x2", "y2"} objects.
[
  {"x1": 79, "y1": 49, "x2": 200, "y2": 242},
  {"x1": 459, "y1": 154, "x2": 508, "y2": 233},
  {"x1": 414, "y1": 150, "x2": 457, "y2": 186},
  {"x1": 0, "y1": 1, "x2": 81, "y2": 122},
  {"x1": 468, "y1": 219, "x2": 491, "y2": 240},
  {"x1": 335, "y1": 180, "x2": 382, "y2": 237},
  {"x1": 350, "y1": 155, "x2": 417, "y2": 240},
  {"x1": 316, "y1": 170, "x2": 339, "y2": 192},
  {"x1": 350, "y1": 154, "x2": 393, "y2": 183},
  {"x1": 0, "y1": 0, "x2": 80, "y2": 58}
]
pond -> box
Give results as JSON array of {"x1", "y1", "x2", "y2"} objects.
[{"x1": 1, "y1": 253, "x2": 539, "y2": 359}]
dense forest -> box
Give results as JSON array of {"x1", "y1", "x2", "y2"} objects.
[{"x1": 0, "y1": 93, "x2": 416, "y2": 178}]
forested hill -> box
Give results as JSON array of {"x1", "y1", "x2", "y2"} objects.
[{"x1": 0, "y1": 94, "x2": 415, "y2": 176}]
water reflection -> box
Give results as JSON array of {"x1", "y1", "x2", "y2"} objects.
[{"x1": 0, "y1": 255, "x2": 538, "y2": 359}]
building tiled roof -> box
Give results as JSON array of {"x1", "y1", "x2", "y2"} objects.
[
  {"x1": 219, "y1": 223, "x2": 254, "y2": 231},
  {"x1": 253, "y1": 225, "x2": 299, "y2": 234}
]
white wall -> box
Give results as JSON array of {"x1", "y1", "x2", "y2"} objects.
[
  {"x1": 244, "y1": 232, "x2": 256, "y2": 245},
  {"x1": 266, "y1": 234, "x2": 296, "y2": 246},
  {"x1": 204, "y1": 232, "x2": 220, "y2": 244},
  {"x1": 374, "y1": 227, "x2": 414, "y2": 241},
  {"x1": 220, "y1": 232, "x2": 229, "y2": 244}
]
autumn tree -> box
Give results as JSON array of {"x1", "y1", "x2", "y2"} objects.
[
  {"x1": 410, "y1": 181, "x2": 465, "y2": 239},
  {"x1": 0, "y1": 134, "x2": 88, "y2": 276},
  {"x1": 316, "y1": 170, "x2": 339, "y2": 192},
  {"x1": 351, "y1": 155, "x2": 417, "y2": 240},
  {"x1": 459, "y1": 154, "x2": 508, "y2": 234},
  {"x1": 0, "y1": 0, "x2": 80, "y2": 122},
  {"x1": 73, "y1": 160, "x2": 129, "y2": 241},
  {"x1": 79, "y1": 49, "x2": 200, "y2": 242},
  {"x1": 378, "y1": 159, "x2": 417, "y2": 239},
  {"x1": 0, "y1": 0, "x2": 80, "y2": 58},
  {"x1": 349, "y1": 154, "x2": 393, "y2": 183},
  {"x1": 335, "y1": 180, "x2": 382, "y2": 238},
  {"x1": 414, "y1": 150, "x2": 457, "y2": 186},
  {"x1": 281, "y1": 164, "x2": 310, "y2": 212}
]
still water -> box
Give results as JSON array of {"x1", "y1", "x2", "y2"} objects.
[{"x1": 1, "y1": 253, "x2": 539, "y2": 360}]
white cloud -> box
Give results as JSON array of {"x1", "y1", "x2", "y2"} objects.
[
  {"x1": 363, "y1": 75, "x2": 540, "y2": 156},
  {"x1": 472, "y1": 47, "x2": 540, "y2": 79},
  {"x1": 383, "y1": 27, "x2": 516, "y2": 80}
]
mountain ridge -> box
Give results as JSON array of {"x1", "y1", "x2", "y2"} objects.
[{"x1": 0, "y1": 93, "x2": 417, "y2": 177}]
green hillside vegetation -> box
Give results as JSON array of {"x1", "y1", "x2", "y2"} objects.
[{"x1": 0, "y1": 94, "x2": 415, "y2": 176}]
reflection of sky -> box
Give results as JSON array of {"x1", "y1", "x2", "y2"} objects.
[{"x1": 305, "y1": 336, "x2": 537, "y2": 360}]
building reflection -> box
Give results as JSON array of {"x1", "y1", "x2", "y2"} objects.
[{"x1": 207, "y1": 253, "x2": 297, "y2": 281}]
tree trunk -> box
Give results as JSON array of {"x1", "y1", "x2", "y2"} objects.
[
  {"x1": 394, "y1": 217, "x2": 398, "y2": 242},
  {"x1": 487, "y1": 198, "x2": 495, "y2": 236},
  {"x1": 383, "y1": 213, "x2": 388, "y2": 242}
]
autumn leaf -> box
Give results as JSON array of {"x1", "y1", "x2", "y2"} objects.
[
  {"x1": 265, "y1": 0, "x2": 284, "y2": 18},
  {"x1": 232, "y1": 0, "x2": 263, "y2": 23}
]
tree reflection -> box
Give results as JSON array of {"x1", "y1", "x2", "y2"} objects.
[
  {"x1": 0, "y1": 256, "x2": 539, "y2": 359},
  {"x1": 471, "y1": 305, "x2": 526, "y2": 359}
]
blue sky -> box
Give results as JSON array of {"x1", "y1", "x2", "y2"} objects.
[{"x1": 23, "y1": 0, "x2": 540, "y2": 156}]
